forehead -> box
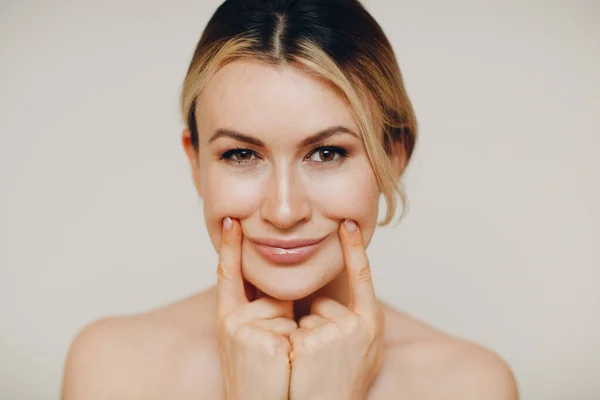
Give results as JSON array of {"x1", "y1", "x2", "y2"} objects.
[{"x1": 195, "y1": 58, "x2": 358, "y2": 139}]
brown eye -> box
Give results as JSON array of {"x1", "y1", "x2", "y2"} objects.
[
  {"x1": 221, "y1": 148, "x2": 258, "y2": 164},
  {"x1": 235, "y1": 150, "x2": 252, "y2": 160},
  {"x1": 318, "y1": 149, "x2": 335, "y2": 162},
  {"x1": 307, "y1": 146, "x2": 348, "y2": 164}
]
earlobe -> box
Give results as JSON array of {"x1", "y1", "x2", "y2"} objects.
[{"x1": 181, "y1": 128, "x2": 203, "y2": 198}]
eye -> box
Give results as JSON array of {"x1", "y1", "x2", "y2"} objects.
[
  {"x1": 220, "y1": 148, "x2": 259, "y2": 164},
  {"x1": 306, "y1": 146, "x2": 348, "y2": 164}
]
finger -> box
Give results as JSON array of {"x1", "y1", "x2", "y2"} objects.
[
  {"x1": 233, "y1": 297, "x2": 294, "y2": 326},
  {"x1": 298, "y1": 314, "x2": 327, "y2": 330},
  {"x1": 238, "y1": 324, "x2": 291, "y2": 355},
  {"x1": 253, "y1": 317, "x2": 298, "y2": 336},
  {"x1": 339, "y1": 219, "x2": 377, "y2": 317},
  {"x1": 216, "y1": 217, "x2": 246, "y2": 317},
  {"x1": 310, "y1": 297, "x2": 353, "y2": 320}
]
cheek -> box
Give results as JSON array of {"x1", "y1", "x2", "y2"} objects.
[
  {"x1": 306, "y1": 161, "x2": 380, "y2": 231},
  {"x1": 200, "y1": 160, "x2": 381, "y2": 250},
  {"x1": 202, "y1": 168, "x2": 263, "y2": 248}
]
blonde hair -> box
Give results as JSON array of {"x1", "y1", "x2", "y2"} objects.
[{"x1": 181, "y1": 0, "x2": 417, "y2": 225}]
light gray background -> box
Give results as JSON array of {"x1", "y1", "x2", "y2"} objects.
[{"x1": 1, "y1": 0, "x2": 599, "y2": 399}]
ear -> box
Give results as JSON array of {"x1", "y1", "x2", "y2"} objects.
[
  {"x1": 181, "y1": 128, "x2": 203, "y2": 198},
  {"x1": 389, "y1": 140, "x2": 408, "y2": 181}
]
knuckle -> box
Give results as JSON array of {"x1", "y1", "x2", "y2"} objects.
[
  {"x1": 220, "y1": 314, "x2": 238, "y2": 334},
  {"x1": 350, "y1": 238, "x2": 363, "y2": 248},
  {"x1": 216, "y1": 263, "x2": 229, "y2": 282},
  {"x1": 221, "y1": 234, "x2": 232, "y2": 247},
  {"x1": 234, "y1": 324, "x2": 253, "y2": 343},
  {"x1": 281, "y1": 319, "x2": 298, "y2": 333},
  {"x1": 353, "y1": 264, "x2": 372, "y2": 283},
  {"x1": 341, "y1": 315, "x2": 361, "y2": 335},
  {"x1": 323, "y1": 323, "x2": 342, "y2": 341},
  {"x1": 291, "y1": 330, "x2": 321, "y2": 353},
  {"x1": 262, "y1": 332, "x2": 287, "y2": 357}
]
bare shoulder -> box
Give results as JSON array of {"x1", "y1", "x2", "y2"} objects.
[
  {"x1": 371, "y1": 303, "x2": 518, "y2": 400},
  {"x1": 61, "y1": 288, "x2": 221, "y2": 400}
]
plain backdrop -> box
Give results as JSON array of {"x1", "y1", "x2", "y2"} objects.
[{"x1": 1, "y1": 0, "x2": 599, "y2": 398}]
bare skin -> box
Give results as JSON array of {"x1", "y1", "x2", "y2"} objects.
[
  {"x1": 61, "y1": 218, "x2": 517, "y2": 399},
  {"x1": 61, "y1": 59, "x2": 518, "y2": 398},
  {"x1": 61, "y1": 286, "x2": 517, "y2": 399}
]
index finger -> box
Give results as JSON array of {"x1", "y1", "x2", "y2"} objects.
[
  {"x1": 339, "y1": 219, "x2": 377, "y2": 317},
  {"x1": 216, "y1": 217, "x2": 247, "y2": 316}
]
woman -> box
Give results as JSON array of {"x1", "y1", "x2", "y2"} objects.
[{"x1": 62, "y1": 0, "x2": 518, "y2": 398}]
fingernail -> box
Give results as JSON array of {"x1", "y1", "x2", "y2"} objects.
[
  {"x1": 223, "y1": 217, "x2": 232, "y2": 231},
  {"x1": 344, "y1": 219, "x2": 357, "y2": 233}
]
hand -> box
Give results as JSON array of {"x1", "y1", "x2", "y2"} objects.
[
  {"x1": 215, "y1": 217, "x2": 297, "y2": 400},
  {"x1": 288, "y1": 219, "x2": 384, "y2": 400}
]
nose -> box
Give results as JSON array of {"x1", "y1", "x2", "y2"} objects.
[{"x1": 260, "y1": 163, "x2": 311, "y2": 229}]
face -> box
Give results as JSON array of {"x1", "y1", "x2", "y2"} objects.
[{"x1": 184, "y1": 59, "x2": 382, "y2": 301}]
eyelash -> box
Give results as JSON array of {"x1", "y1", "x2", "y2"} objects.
[{"x1": 220, "y1": 145, "x2": 349, "y2": 166}]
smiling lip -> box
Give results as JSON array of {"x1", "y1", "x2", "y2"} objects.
[{"x1": 248, "y1": 236, "x2": 326, "y2": 265}]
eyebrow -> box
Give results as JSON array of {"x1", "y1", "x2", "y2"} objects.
[{"x1": 208, "y1": 125, "x2": 360, "y2": 147}]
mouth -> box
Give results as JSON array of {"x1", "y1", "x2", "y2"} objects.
[{"x1": 248, "y1": 236, "x2": 327, "y2": 265}]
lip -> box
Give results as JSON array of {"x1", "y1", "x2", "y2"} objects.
[{"x1": 248, "y1": 236, "x2": 327, "y2": 265}]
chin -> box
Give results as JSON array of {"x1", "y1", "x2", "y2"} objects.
[
  {"x1": 240, "y1": 241, "x2": 344, "y2": 301},
  {"x1": 243, "y1": 265, "x2": 341, "y2": 301}
]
